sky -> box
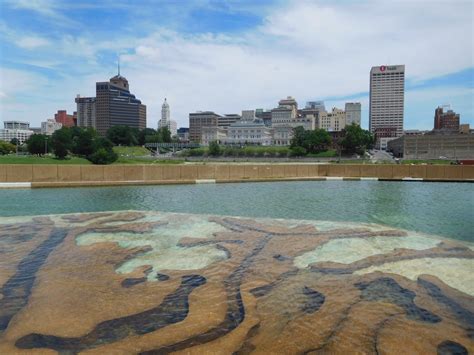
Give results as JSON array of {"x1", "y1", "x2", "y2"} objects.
[{"x1": 0, "y1": 0, "x2": 473, "y2": 130}]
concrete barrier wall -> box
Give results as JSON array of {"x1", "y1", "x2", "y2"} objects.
[{"x1": 0, "y1": 164, "x2": 473, "y2": 184}]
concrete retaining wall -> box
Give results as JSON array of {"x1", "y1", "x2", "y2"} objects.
[{"x1": 0, "y1": 164, "x2": 472, "y2": 188}]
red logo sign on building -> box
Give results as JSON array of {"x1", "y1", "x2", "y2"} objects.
[{"x1": 380, "y1": 65, "x2": 386, "y2": 72}]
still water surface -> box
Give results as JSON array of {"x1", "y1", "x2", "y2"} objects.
[{"x1": 0, "y1": 180, "x2": 472, "y2": 241}]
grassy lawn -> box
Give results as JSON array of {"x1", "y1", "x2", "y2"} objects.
[
  {"x1": 115, "y1": 157, "x2": 182, "y2": 165},
  {"x1": 306, "y1": 150, "x2": 337, "y2": 158},
  {"x1": 113, "y1": 146, "x2": 151, "y2": 157},
  {"x1": 401, "y1": 159, "x2": 454, "y2": 165},
  {"x1": 0, "y1": 155, "x2": 91, "y2": 164}
]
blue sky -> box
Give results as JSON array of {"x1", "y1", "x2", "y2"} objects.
[{"x1": 0, "y1": 0, "x2": 473, "y2": 130}]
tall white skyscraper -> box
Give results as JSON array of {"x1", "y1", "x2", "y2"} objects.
[
  {"x1": 369, "y1": 65, "x2": 405, "y2": 149},
  {"x1": 158, "y1": 98, "x2": 177, "y2": 136},
  {"x1": 345, "y1": 102, "x2": 361, "y2": 126}
]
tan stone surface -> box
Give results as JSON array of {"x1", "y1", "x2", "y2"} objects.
[
  {"x1": 271, "y1": 165, "x2": 285, "y2": 178},
  {"x1": 197, "y1": 165, "x2": 215, "y2": 179},
  {"x1": 162, "y1": 165, "x2": 181, "y2": 180},
  {"x1": 6, "y1": 165, "x2": 33, "y2": 182},
  {"x1": 283, "y1": 165, "x2": 297, "y2": 177},
  {"x1": 103, "y1": 166, "x2": 124, "y2": 181},
  {"x1": 307, "y1": 164, "x2": 319, "y2": 177},
  {"x1": 180, "y1": 165, "x2": 198, "y2": 180},
  {"x1": 377, "y1": 165, "x2": 393, "y2": 178},
  {"x1": 229, "y1": 165, "x2": 245, "y2": 180},
  {"x1": 462, "y1": 165, "x2": 474, "y2": 179},
  {"x1": 327, "y1": 164, "x2": 345, "y2": 177},
  {"x1": 81, "y1": 165, "x2": 104, "y2": 181},
  {"x1": 426, "y1": 165, "x2": 445, "y2": 179},
  {"x1": 144, "y1": 165, "x2": 163, "y2": 181},
  {"x1": 296, "y1": 165, "x2": 310, "y2": 177},
  {"x1": 409, "y1": 165, "x2": 426, "y2": 178},
  {"x1": 57, "y1": 165, "x2": 81, "y2": 182},
  {"x1": 31, "y1": 165, "x2": 57, "y2": 182},
  {"x1": 444, "y1": 166, "x2": 463, "y2": 180},
  {"x1": 244, "y1": 165, "x2": 259, "y2": 179},
  {"x1": 344, "y1": 165, "x2": 360, "y2": 178},
  {"x1": 215, "y1": 165, "x2": 230, "y2": 180},
  {"x1": 258, "y1": 165, "x2": 273, "y2": 178},
  {"x1": 123, "y1": 165, "x2": 144, "y2": 181},
  {"x1": 392, "y1": 165, "x2": 410, "y2": 179},
  {"x1": 0, "y1": 165, "x2": 6, "y2": 182},
  {"x1": 359, "y1": 165, "x2": 377, "y2": 177}
]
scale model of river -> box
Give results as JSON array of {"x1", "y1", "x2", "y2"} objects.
[{"x1": 0, "y1": 209, "x2": 472, "y2": 354}]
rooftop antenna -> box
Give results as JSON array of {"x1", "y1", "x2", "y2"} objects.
[{"x1": 117, "y1": 55, "x2": 120, "y2": 76}]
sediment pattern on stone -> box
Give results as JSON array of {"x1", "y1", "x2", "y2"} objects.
[{"x1": 0, "y1": 211, "x2": 472, "y2": 354}]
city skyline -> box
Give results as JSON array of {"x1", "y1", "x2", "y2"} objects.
[{"x1": 0, "y1": 0, "x2": 473, "y2": 130}]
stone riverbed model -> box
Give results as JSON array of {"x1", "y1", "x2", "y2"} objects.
[{"x1": 0, "y1": 211, "x2": 473, "y2": 354}]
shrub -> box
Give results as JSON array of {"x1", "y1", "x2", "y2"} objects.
[
  {"x1": 208, "y1": 141, "x2": 221, "y2": 156},
  {"x1": 289, "y1": 146, "x2": 307, "y2": 156},
  {"x1": 0, "y1": 141, "x2": 15, "y2": 155},
  {"x1": 87, "y1": 148, "x2": 118, "y2": 165}
]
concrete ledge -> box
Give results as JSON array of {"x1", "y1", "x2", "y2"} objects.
[
  {"x1": 25, "y1": 176, "x2": 474, "y2": 188},
  {"x1": 0, "y1": 182, "x2": 31, "y2": 189},
  {"x1": 31, "y1": 180, "x2": 195, "y2": 188},
  {"x1": 195, "y1": 179, "x2": 216, "y2": 184}
]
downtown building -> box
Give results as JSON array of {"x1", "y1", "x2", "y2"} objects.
[
  {"x1": 76, "y1": 72, "x2": 146, "y2": 135},
  {"x1": 369, "y1": 65, "x2": 405, "y2": 149},
  {"x1": 0, "y1": 121, "x2": 34, "y2": 144},
  {"x1": 434, "y1": 106, "x2": 460, "y2": 131},
  {"x1": 157, "y1": 98, "x2": 177, "y2": 136}
]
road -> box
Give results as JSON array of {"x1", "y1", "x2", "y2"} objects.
[{"x1": 370, "y1": 150, "x2": 395, "y2": 163}]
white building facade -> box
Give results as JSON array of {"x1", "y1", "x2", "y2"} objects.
[
  {"x1": 0, "y1": 121, "x2": 34, "y2": 144},
  {"x1": 345, "y1": 102, "x2": 361, "y2": 125},
  {"x1": 201, "y1": 126, "x2": 227, "y2": 146},
  {"x1": 224, "y1": 110, "x2": 273, "y2": 146},
  {"x1": 41, "y1": 119, "x2": 62, "y2": 135},
  {"x1": 158, "y1": 98, "x2": 178, "y2": 136}
]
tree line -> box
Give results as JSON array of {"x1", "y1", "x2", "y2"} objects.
[{"x1": 0, "y1": 125, "x2": 173, "y2": 164}]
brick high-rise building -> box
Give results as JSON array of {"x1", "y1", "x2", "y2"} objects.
[
  {"x1": 54, "y1": 110, "x2": 76, "y2": 127},
  {"x1": 434, "y1": 106, "x2": 460, "y2": 131}
]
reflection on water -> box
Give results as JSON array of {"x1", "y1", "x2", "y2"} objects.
[{"x1": 0, "y1": 211, "x2": 473, "y2": 354}]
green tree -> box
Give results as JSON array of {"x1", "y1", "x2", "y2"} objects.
[
  {"x1": 51, "y1": 127, "x2": 72, "y2": 159},
  {"x1": 72, "y1": 128, "x2": 97, "y2": 156},
  {"x1": 290, "y1": 127, "x2": 331, "y2": 154},
  {"x1": 10, "y1": 138, "x2": 19, "y2": 146},
  {"x1": 87, "y1": 148, "x2": 117, "y2": 165},
  {"x1": 340, "y1": 123, "x2": 374, "y2": 154},
  {"x1": 87, "y1": 137, "x2": 117, "y2": 165},
  {"x1": 290, "y1": 126, "x2": 307, "y2": 149},
  {"x1": 138, "y1": 128, "x2": 157, "y2": 145},
  {"x1": 208, "y1": 141, "x2": 221, "y2": 156},
  {"x1": 106, "y1": 125, "x2": 138, "y2": 146},
  {"x1": 0, "y1": 141, "x2": 15, "y2": 155},
  {"x1": 305, "y1": 129, "x2": 332, "y2": 153},
  {"x1": 26, "y1": 134, "x2": 49, "y2": 156},
  {"x1": 289, "y1": 146, "x2": 307, "y2": 156}
]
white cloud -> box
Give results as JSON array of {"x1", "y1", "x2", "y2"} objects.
[
  {"x1": 2, "y1": 0, "x2": 473, "y2": 129},
  {"x1": 16, "y1": 36, "x2": 51, "y2": 49},
  {"x1": 118, "y1": 0, "x2": 472, "y2": 128}
]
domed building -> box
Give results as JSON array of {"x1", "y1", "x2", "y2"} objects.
[{"x1": 157, "y1": 98, "x2": 177, "y2": 137}]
